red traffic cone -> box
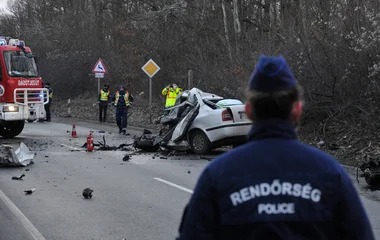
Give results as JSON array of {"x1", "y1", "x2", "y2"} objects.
[{"x1": 71, "y1": 124, "x2": 77, "y2": 138}]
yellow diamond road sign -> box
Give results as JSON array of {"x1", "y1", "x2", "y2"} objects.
[{"x1": 142, "y1": 59, "x2": 160, "y2": 78}]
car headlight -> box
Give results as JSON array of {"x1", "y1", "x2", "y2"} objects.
[{"x1": 3, "y1": 105, "x2": 19, "y2": 112}]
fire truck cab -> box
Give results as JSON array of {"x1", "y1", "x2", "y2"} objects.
[{"x1": 0, "y1": 37, "x2": 48, "y2": 138}]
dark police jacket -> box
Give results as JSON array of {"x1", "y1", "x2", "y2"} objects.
[{"x1": 177, "y1": 120, "x2": 374, "y2": 240}]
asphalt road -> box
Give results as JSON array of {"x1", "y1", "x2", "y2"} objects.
[{"x1": 0, "y1": 119, "x2": 380, "y2": 239}]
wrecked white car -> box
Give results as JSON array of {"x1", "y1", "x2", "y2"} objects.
[{"x1": 154, "y1": 88, "x2": 252, "y2": 154}]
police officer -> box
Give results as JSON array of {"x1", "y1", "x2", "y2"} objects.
[
  {"x1": 114, "y1": 85, "x2": 133, "y2": 134},
  {"x1": 98, "y1": 84, "x2": 111, "y2": 123},
  {"x1": 44, "y1": 82, "x2": 53, "y2": 122},
  {"x1": 176, "y1": 55, "x2": 374, "y2": 240}
]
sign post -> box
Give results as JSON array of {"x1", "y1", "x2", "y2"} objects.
[
  {"x1": 92, "y1": 58, "x2": 108, "y2": 94},
  {"x1": 141, "y1": 59, "x2": 161, "y2": 124}
]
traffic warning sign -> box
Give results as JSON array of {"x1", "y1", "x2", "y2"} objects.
[{"x1": 92, "y1": 58, "x2": 108, "y2": 73}]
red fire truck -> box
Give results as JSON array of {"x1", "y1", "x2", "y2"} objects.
[{"x1": 0, "y1": 37, "x2": 48, "y2": 138}]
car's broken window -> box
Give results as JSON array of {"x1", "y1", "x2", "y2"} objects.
[{"x1": 203, "y1": 99, "x2": 221, "y2": 110}]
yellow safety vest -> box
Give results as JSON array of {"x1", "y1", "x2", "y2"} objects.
[
  {"x1": 114, "y1": 91, "x2": 130, "y2": 106},
  {"x1": 162, "y1": 87, "x2": 179, "y2": 107},
  {"x1": 100, "y1": 89, "x2": 110, "y2": 101},
  {"x1": 49, "y1": 89, "x2": 53, "y2": 99}
]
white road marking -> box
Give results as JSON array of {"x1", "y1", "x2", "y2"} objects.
[
  {"x1": 0, "y1": 188, "x2": 46, "y2": 240},
  {"x1": 154, "y1": 177, "x2": 194, "y2": 194},
  {"x1": 60, "y1": 144, "x2": 83, "y2": 151}
]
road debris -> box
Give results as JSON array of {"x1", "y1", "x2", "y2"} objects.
[
  {"x1": 133, "y1": 129, "x2": 160, "y2": 152},
  {"x1": 187, "y1": 170, "x2": 191, "y2": 174},
  {"x1": 12, "y1": 174, "x2": 25, "y2": 180},
  {"x1": 199, "y1": 156, "x2": 214, "y2": 161},
  {"x1": 122, "y1": 155, "x2": 130, "y2": 162},
  {"x1": 24, "y1": 188, "x2": 36, "y2": 194},
  {"x1": 0, "y1": 143, "x2": 35, "y2": 167},
  {"x1": 358, "y1": 159, "x2": 380, "y2": 187},
  {"x1": 80, "y1": 136, "x2": 133, "y2": 151},
  {"x1": 82, "y1": 188, "x2": 94, "y2": 199}
]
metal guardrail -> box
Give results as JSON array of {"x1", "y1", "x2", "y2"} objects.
[{"x1": 13, "y1": 88, "x2": 49, "y2": 105}]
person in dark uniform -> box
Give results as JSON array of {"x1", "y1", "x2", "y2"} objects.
[
  {"x1": 98, "y1": 84, "x2": 111, "y2": 123},
  {"x1": 176, "y1": 55, "x2": 374, "y2": 240},
  {"x1": 114, "y1": 85, "x2": 133, "y2": 135},
  {"x1": 44, "y1": 82, "x2": 53, "y2": 122}
]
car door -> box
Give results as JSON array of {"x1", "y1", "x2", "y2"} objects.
[{"x1": 171, "y1": 103, "x2": 200, "y2": 144}]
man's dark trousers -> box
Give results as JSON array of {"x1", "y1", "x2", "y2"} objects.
[
  {"x1": 116, "y1": 106, "x2": 128, "y2": 133},
  {"x1": 99, "y1": 101, "x2": 108, "y2": 122},
  {"x1": 44, "y1": 99, "x2": 51, "y2": 122}
]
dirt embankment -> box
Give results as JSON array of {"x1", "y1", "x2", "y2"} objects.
[
  {"x1": 51, "y1": 98, "x2": 162, "y2": 131},
  {"x1": 298, "y1": 121, "x2": 380, "y2": 167},
  {"x1": 51, "y1": 98, "x2": 379, "y2": 167}
]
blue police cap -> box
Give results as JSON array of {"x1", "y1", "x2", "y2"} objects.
[{"x1": 249, "y1": 55, "x2": 297, "y2": 92}]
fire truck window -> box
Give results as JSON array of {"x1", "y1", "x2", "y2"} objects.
[
  {"x1": 3, "y1": 51, "x2": 38, "y2": 77},
  {"x1": 0, "y1": 66, "x2": 2, "y2": 81}
]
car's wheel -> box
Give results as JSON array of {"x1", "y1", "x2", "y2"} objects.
[
  {"x1": 189, "y1": 130, "x2": 210, "y2": 155},
  {"x1": 0, "y1": 120, "x2": 25, "y2": 139}
]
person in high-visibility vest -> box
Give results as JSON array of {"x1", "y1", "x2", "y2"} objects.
[
  {"x1": 114, "y1": 85, "x2": 134, "y2": 134},
  {"x1": 162, "y1": 83, "x2": 181, "y2": 115},
  {"x1": 44, "y1": 82, "x2": 53, "y2": 122},
  {"x1": 98, "y1": 84, "x2": 111, "y2": 123}
]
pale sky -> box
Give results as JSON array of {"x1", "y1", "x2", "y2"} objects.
[{"x1": 0, "y1": 0, "x2": 6, "y2": 9}]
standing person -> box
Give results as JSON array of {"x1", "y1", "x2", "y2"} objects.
[
  {"x1": 44, "y1": 82, "x2": 53, "y2": 122},
  {"x1": 162, "y1": 83, "x2": 180, "y2": 115},
  {"x1": 114, "y1": 85, "x2": 131, "y2": 135},
  {"x1": 176, "y1": 55, "x2": 375, "y2": 240},
  {"x1": 98, "y1": 84, "x2": 111, "y2": 123}
]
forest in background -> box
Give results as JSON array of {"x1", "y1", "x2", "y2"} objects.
[{"x1": 0, "y1": 0, "x2": 379, "y2": 134}]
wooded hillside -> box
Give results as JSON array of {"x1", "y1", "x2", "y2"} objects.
[{"x1": 0, "y1": 0, "x2": 379, "y2": 133}]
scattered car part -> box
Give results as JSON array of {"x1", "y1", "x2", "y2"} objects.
[
  {"x1": 133, "y1": 129, "x2": 160, "y2": 152},
  {"x1": 12, "y1": 174, "x2": 25, "y2": 180},
  {"x1": 24, "y1": 188, "x2": 36, "y2": 194},
  {"x1": 0, "y1": 143, "x2": 35, "y2": 167},
  {"x1": 199, "y1": 156, "x2": 214, "y2": 161},
  {"x1": 82, "y1": 188, "x2": 94, "y2": 199},
  {"x1": 123, "y1": 154, "x2": 130, "y2": 161},
  {"x1": 357, "y1": 160, "x2": 380, "y2": 186}
]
